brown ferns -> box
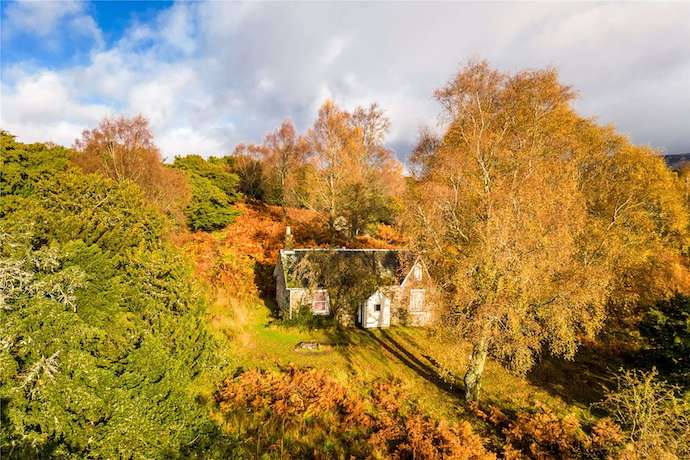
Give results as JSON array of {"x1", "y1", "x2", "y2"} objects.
[{"x1": 217, "y1": 367, "x2": 494, "y2": 459}]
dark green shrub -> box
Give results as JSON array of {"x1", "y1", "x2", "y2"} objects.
[
  {"x1": 184, "y1": 175, "x2": 240, "y2": 232},
  {"x1": 173, "y1": 154, "x2": 241, "y2": 201},
  {"x1": 0, "y1": 136, "x2": 226, "y2": 458},
  {"x1": 640, "y1": 294, "x2": 690, "y2": 388},
  {"x1": 173, "y1": 155, "x2": 241, "y2": 232}
]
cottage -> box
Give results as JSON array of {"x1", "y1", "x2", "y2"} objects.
[{"x1": 274, "y1": 247, "x2": 435, "y2": 328}]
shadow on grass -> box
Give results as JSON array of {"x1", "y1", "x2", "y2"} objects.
[
  {"x1": 528, "y1": 329, "x2": 689, "y2": 408},
  {"x1": 393, "y1": 328, "x2": 425, "y2": 353},
  {"x1": 366, "y1": 328, "x2": 463, "y2": 397},
  {"x1": 526, "y1": 344, "x2": 620, "y2": 407},
  {"x1": 253, "y1": 261, "x2": 281, "y2": 320}
]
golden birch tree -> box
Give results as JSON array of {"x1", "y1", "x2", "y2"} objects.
[
  {"x1": 305, "y1": 100, "x2": 404, "y2": 239},
  {"x1": 405, "y1": 62, "x2": 632, "y2": 400},
  {"x1": 407, "y1": 61, "x2": 690, "y2": 400}
]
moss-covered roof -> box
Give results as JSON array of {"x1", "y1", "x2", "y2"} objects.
[{"x1": 279, "y1": 248, "x2": 409, "y2": 289}]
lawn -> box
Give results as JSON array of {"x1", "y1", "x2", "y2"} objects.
[{"x1": 211, "y1": 283, "x2": 603, "y2": 426}]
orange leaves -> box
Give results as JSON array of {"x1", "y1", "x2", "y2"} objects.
[
  {"x1": 470, "y1": 402, "x2": 626, "y2": 459},
  {"x1": 504, "y1": 404, "x2": 584, "y2": 458},
  {"x1": 367, "y1": 380, "x2": 494, "y2": 459},
  {"x1": 589, "y1": 418, "x2": 625, "y2": 453},
  {"x1": 204, "y1": 202, "x2": 399, "y2": 271},
  {"x1": 174, "y1": 202, "x2": 403, "y2": 323},
  {"x1": 216, "y1": 367, "x2": 373, "y2": 457},
  {"x1": 217, "y1": 368, "x2": 495, "y2": 459},
  {"x1": 73, "y1": 114, "x2": 160, "y2": 182},
  {"x1": 72, "y1": 115, "x2": 190, "y2": 221},
  {"x1": 236, "y1": 119, "x2": 311, "y2": 207}
]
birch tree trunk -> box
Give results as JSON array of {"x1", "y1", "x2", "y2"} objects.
[{"x1": 464, "y1": 333, "x2": 489, "y2": 401}]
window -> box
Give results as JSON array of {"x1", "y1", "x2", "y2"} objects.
[
  {"x1": 414, "y1": 264, "x2": 422, "y2": 281},
  {"x1": 410, "y1": 289, "x2": 425, "y2": 312},
  {"x1": 374, "y1": 303, "x2": 381, "y2": 312},
  {"x1": 312, "y1": 290, "x2": 329, "y2": 314}
]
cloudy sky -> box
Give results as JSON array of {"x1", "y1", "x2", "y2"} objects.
[{"x1": 1, "y1": 1, "x2": 689, "y2": 162}]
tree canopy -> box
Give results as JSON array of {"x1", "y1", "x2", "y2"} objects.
[
  {"x1": 303, "y1": 101, "x2": 404, "y2": 239},
  {"x1": 71, "y1": 115, "x2": 190, "y2": 221},
  {"x1": 0, "y1": 137, "x2": 225, "y2": 458},
  {"x1": 404, "y1": 61, "x2": 690, "y2": 400},
  {"x1": 172, "y1": 154, "x2": 241, "y2": 232}
]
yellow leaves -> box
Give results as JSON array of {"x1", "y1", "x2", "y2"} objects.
[
  {"x1": 589, "y1": 143, "x2": 690, "y2": 309},
  {"x1": 304, "y1": 100, "x2": 404, "y2": 237},
  {"x1": 407, "y1": 60, "x2": 690, "y2": 383}
]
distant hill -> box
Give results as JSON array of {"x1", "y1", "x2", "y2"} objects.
[{"x1": 662, "y1": 153, "x2": 690, "y2": 170}]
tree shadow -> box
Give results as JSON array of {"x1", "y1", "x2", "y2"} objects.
[
  {"x1": 316, "y1": 326, "x2": 358, "y2": 375},
  {"x1": 526, "y1": 344, "x2": 620, "y2": 406},
  {"x1": 368, "y1": 329, "x2": 463, "y2": 397},
  {"x1": 529, "y1": 332, "x2": 689, "y2": 407},
  {"x1": 394, "y1": 328, "x2": 430, "y2": 358}
]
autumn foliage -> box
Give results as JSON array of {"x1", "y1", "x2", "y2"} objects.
[
  {"x1": 599, "y1": 369, "x2": 690, "y2": 459},
  {"x1": 175, "y1": 203, "x2": 404, "y2": 306},
  {"x1": 469, "y1": 402, "x2": 626, "y2": 459},
  {"x1": 7, "y1": 50, "x2": 690, "y2": 460},
  {"x1": 405, "y1": 60, "x2": 690, "y2": 401},
  {"x1": 217, "y1": 367, "x2": 494, "y2": 459},
  {"x1": 72, "y1": 115, "x2": 190, "y2": 219},
  {"x1": 235, "y1": 119, "x2": 310, "y2": 209}
]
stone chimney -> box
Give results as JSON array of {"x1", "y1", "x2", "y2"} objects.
[{"x1": 284, "y1": 225, "x2": 294, "y2": 249}]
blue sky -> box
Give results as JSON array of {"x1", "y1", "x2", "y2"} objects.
[
  {"x1": 2, "y1": 2, "x2": 170, "y2": 68},
  {"x1": 2, "y1": 1, "x2": 689, "y2": 160}
]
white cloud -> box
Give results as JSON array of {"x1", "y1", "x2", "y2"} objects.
[
  {"x1": 0, "y1": 71, "x2": 111, "y2": 145},
  {"x1": 1, "y1": 1, "x2": 689, "y2": 159},
  {"x1": 3, "y1": 0, "x2": 83, "y2": 36},
  {"x1": 3, "y1": 0, "x2": 103, "y2": 48},
  {"x1": 158, "y1": 126, "x2": 232, "y2": 160},
  {"x1": 321, "y1": 36, "x2": 350, "y2": 67}
]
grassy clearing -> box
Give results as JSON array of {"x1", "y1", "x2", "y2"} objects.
[
  {"x1": 214, "y1": 288, "x2": 588, "y2": 421},
  {"x1": 177, "y1": 204, "x2": 612, "y2": 449}
]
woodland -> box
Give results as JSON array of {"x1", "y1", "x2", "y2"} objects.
[{"x1": 1, "y1": 61, "x2": 689, "y2": 459}]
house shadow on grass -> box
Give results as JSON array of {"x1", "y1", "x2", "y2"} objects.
[{"x1": 253, "y1": 260, "x2": 281, "y2": 320}]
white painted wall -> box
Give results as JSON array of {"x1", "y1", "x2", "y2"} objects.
[{"x1": 363, "y1": 290, "x2": 391, "y2": 328}]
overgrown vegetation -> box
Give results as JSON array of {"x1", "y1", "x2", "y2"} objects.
[
  {"x1": 599, "y1": 369, "x2": 690, "y2": 459},
  {"x1": 2, "y1": 57, "x2": 690, "y2": 459},
  {"x1": 217, "y1": 367, "x2": 494, "y2": 459},
  {"x1": 289, "y1": 250, "x2": 409, "y2": 325},
  {"x1": 639, "y1": 295, "x2": 690, "y2": 387},
  {"x1": 0, "y1": 133, "x2": 226, "y2": 458},
  {"x1": 470, "y1": 402, "x2": 626, "y2": 459}
]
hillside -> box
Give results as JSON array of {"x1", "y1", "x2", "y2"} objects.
[
  {"x1": 174, "y1": 203, "x2": 633, "y2": 457},
  {"x1": 3, "y1": 56, "x2": 690, "y2": 459}
]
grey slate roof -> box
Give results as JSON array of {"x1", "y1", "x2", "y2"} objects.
[{"x1": 279, "y1": 248, "x2": 408, "y2": 289}]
